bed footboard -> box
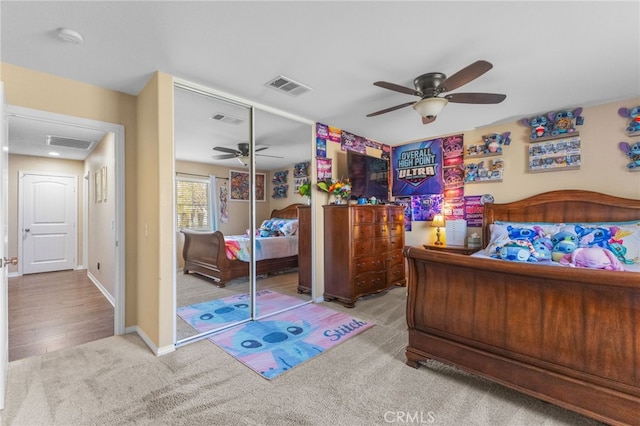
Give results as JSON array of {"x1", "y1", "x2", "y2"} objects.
[{"x1": 403, "y1": 246, "x2": 640, "y2": 426}]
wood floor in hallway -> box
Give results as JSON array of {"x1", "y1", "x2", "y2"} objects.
[{"x1": 8, "y1": 269, "x2": 114, "y2": 362}]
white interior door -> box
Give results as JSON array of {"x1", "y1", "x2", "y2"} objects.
[
  {"x1": 1, "y1": 81, "x2": 10, "y2": 410},
  {"x1": 21, "y1": 173, "x2": 76, "y2": 274}
]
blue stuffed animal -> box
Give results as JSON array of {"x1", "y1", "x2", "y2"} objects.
[
  {"x1": 482, "y1": 132, "x2": 512, "y2": 154},
  {"x1": 520, "y1": 115, "x2": 551, "y2": 139},
  {"x1": 548, "y1": 107, "x2": 582, "y2": 136},
  {"x1": 550, "y1": 230, "x2": 578, "y2": 261},
  {"x1": 618, "y1": 106, "x2": 640, "y2": 135},
  {"x1": 619, "y1": 141, "x2": 640, "y2": 169}
]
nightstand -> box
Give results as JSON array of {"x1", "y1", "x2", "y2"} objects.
[{"x1": 423, "y1": 244, "x2": 481, "y2": 255}]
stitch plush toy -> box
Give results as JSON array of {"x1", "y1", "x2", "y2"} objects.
[
  {"x1": 464, "y1": 162, "x2": 481, "y2": 183},
  {"x1": 551, "y1": 230, "x2": 578, "y2": 261},
  {"x1": 482, "y1": 132, "x2": 512, "y2": 154},
  {"x1": 548, "y1": 107, "x2": 582, "y2": 136},
  {"x1": 618, "y1": 105, "x2": 640, "y2": 136},
  {"x1": 520, "y1": 115, "x2": 551, "y2": 139},
  {"x1": 619, "y1": 141, "x2": 640, "y2": 169},
  {"x1": 559, "y1": 247, "x2": 625, "y2": 271}
]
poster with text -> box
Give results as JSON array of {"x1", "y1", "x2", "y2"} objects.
[
  {"x1": 411, "y1": 194, "x2": 443, "y2": 221},
  {"x1": 392, "y1": 138, "x2": 443, "y2": 196},
  {"x1": 394, "y1": 197, "x2": 413, "y2": 231}
]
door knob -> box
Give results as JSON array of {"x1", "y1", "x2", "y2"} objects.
[
  {"x1": 24, "y1": 228, "x2": 30, "y2": 232},
  {"x1": 3, "y1": 257, "x2": 18, "y2": 267}
]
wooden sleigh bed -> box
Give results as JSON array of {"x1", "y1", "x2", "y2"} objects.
[
  {"x1": 403, "y1": 190, "x2": 640, "y2": 425},
  {"x1": 181, "y1": 203, "x2": 304, "y2": 288}
]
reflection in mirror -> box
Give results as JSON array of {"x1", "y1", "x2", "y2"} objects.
[
  {"x1": 253, "y1": 108, "x2": 313, "y2": 319},
  {"x1": 173, "y1": 84, "x2": 314, "y2": 345},
  {"x1": 174, "y1": 85, "x2": 252, "y2": 343}
]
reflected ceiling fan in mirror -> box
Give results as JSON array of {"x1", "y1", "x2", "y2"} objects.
[
  {"x1": 367, "y1": 60, "x2": 506, "y2": 124},
  {"x1": 212, "y1": 142, "x2": 284, "y2": 166}
]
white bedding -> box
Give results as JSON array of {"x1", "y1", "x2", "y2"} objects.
[{"x1": 224, "y1": 235, "x2": 298, "y2": 262}]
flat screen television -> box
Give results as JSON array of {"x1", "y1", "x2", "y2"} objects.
[{"x1": 347, "y1": 151, "x2": 390, "y2": 202}]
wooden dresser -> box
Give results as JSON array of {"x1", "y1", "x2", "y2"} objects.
[
  {"x1": 323, "y1": 204, "x2": 406, "y2": 307},
  {"x1": 297, "y1": 205, "x2": 312, "y2": 294}
]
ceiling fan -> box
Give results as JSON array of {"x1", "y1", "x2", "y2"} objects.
[
  {"x1": 212, "y1": 142, "x2": 283, "y2": 165},
  {"x1": 367, "y1": 60, "x2": 506, "y2": 124}
]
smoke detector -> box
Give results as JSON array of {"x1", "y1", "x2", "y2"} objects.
[{"x1": 56, "y1": 28, "x2": 84, "y2": 44}]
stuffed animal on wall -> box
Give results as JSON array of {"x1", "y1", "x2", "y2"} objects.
[
  {"x1": 619, "y1": 141, "x2": 640, "y2": 169},
  {"x1": 464, "y1": 161, "x2": 482, "y2": 183},
  {"x1": 548, "y1": 107, "x2": 582, "y2": 136},
  {"x1": 520, "y1": 115, "x2": 551, "y2": 139},
  {"x1": 618, "y1": 105, "x2": 640, "y2": 136},
  {"x1": 559, "y1": 247, "x2": 625, "y2": 271},
  {"x1": 482, "y1": 131, "x2": 512, "y2": 154}
]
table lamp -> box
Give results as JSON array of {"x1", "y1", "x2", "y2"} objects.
[{"x1": 431, "y1": 214, "x2": 445, "y2": 246}]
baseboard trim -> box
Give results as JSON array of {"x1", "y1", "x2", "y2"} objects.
[
  {"x1": 8, "y1": 271, "x2": 20, "y2": 278},
  {"x1": 129, "y1": 326, "x2": 175, "y2": 356},
  {"x1": 87, "y1": 271, "x2": 115, "y2": 307}
]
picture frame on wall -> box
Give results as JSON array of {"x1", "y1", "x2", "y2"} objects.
[{"x1": 230, "y1": 170, "x2": 266, "y2": 201}]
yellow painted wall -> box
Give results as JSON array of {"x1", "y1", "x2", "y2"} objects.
[
  {"x1": 1, "y1": 62, "x2": 138, "y2": 327},
  {"x1": 318, "y1": 97, "x2": 640, "y2": 273}
]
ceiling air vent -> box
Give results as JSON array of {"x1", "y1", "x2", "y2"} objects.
[
  {"x1": 46, "y1": 135, "x2": 94, "y2": 150},
  {"x1": 210, "y1": 113, "x2": 245, "y2": 125},
  {"x1": 265, "y1": 75, "x2": 312, "y2": 97}
]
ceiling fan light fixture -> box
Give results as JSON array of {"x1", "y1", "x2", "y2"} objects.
[{"x1": 412, "y1": 97, "x2": 448, "y2": 118}]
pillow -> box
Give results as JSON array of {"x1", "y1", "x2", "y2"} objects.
[
  {"x1": 485, "y1": 222, "x2": 561, "y2": 256},
  {"x1": 258, "y1": 218, "x2": 299, "y2": 237},
  {"x1": 557, "y1": 220, "x2": 640, "y2": 272}
]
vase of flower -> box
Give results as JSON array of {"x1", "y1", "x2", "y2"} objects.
[{"x1": 317, "y1": 178, "x2": 352, "y2": 206}]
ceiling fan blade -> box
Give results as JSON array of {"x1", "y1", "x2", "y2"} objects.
[
  {"x1": 438, "y1": 60, "x2": 493, "y2": 93},
  {"x1": 213, "y1": 146, "x2": 241, "y2": 154},
  {"x1": 255, "y1": 146, "x2": 269, "y2": 153},
  {"x1": 373, "y1": 81, "x2": 419, "y2": 96},
  {"x1": 212, "y1": 153, "x2": 238, "y2": 160},
  {"x1": 422, "y1": 115, "x2": 437, "y2": 125},
  {"x1": 256, "y1": 153, "x2": 284, "y2": 159},
  {"x1": 445, "y1": 92, "x2": 506, "y2": 104},
  {"x1": 367, "y1": 101, "x2": 416, "y2": 117}
]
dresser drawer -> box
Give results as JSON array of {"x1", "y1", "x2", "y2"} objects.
[
  {"x1": 389, "y1": 235, "x2": 404, "y2": 252},
  {"x1": 389, "y1": 222, "x2": 404, "y2": 236},
  {"x1": 354, "y1": 255, "x2": 384, "y2": 275},
  {"x1": 385, "y1": 249, "x2": 404, "y2": 267},
  {"x1": 389, "y1": 209, "x2": 405, "y2": 224},
  {"x1": 352, "y1": 238, "x2": 374, "y2": 256},
  {"x1": 374, "y1": 224, "x2": 389, "y2": 238},
  {"x1": 375, "y1": 237, "x2": 390, "y2": 254},
  {"x1": 353, "y1": 224, "x2": 374, "y2": 240},
  {"x1": 353, "y1": 208, "x2": 374, "y2": 223},
  {"x1": 386, "y1": 263, "x2": 405, "y2": 285},
  {"x1": 354, "y1": 271, "x2": 386, "y2": 293},
  {"x1": 375, "y1": 209, "x2": 390, "y2": 223}
]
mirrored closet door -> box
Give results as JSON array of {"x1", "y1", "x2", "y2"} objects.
[{"x1": 174, "y1": 83, "x2": 313, "y2": 345}]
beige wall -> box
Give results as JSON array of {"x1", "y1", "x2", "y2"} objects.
[
  {"x1": 7, "y1": 155, "x2": 85, "y2": 274},
  {"x1": 1, "y1": 62, "x2": 138, "y2": 327},
  {"x1": 85, "y1": 132, "x2": 116, "y2": 297},
  {"x1": 316, "y1": 97, "x2": 640, "y2": 275}
]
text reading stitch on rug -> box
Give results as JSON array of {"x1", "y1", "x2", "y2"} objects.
[{"x1": 323, "y1": 319, "x2": 368, "y2": 341}]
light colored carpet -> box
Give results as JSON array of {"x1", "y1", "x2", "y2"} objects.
[{"x1": 1, "y1": 286, "x2": 602, "y2": 426}]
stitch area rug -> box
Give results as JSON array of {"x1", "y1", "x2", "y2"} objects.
[
  {"x1": 177, "y1": 289, "x2": 306, "y2": 333},
  {"x1": 208, "y1": 303, "x2": 374, "y2": 379}
]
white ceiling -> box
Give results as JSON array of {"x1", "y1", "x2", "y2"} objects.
[{"x1": 2, "y1": 1, "x2": 639, "y2": 169}]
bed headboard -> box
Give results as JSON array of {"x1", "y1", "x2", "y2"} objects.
[
  {"x1": 482, "y1": 190, "x2": 640, "y2": 246},
  {"x1": 270, "y1": 203, "x2": 305, "y2": 219}
]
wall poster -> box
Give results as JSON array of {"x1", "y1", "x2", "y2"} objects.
[{"x1": 230, "y1": 170, "x2": 266, "y2": 202}]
